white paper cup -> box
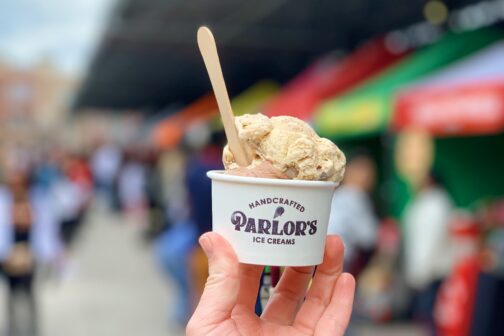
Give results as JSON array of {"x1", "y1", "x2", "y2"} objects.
[{"x1": 207, "y1": 170, "x2": 337, "y2": 266}]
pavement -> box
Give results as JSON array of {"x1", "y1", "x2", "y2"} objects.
[{"x1": 0, "y1": 205, "x2": 183, "y2": 336}]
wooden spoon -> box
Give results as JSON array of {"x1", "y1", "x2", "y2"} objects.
[{"x1": 197, "y1": 26, "x2": 252, "y2": 167}]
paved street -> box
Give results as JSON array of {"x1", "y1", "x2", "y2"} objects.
[{"x1": 0, "y1": 206, "x2": 183, "y2": 336}]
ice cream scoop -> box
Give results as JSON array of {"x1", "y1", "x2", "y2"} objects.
[
  {"x1": 224, "y1": 113, "x2": 346, "y2": 182},
  {"x1": 226, "y1": 161, "x2": 289, "y2": 179}
]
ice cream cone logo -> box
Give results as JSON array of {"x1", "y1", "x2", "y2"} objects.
[{"x1": 273, "y1": 206, "x2": 285, "y2": 219}]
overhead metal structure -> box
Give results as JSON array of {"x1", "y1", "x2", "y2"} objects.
[{"x1": 74, "y1": 0, "x2": 480, "y2": 111}]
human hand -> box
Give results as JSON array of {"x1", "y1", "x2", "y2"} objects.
[{"x1": 187, "y1": 232, "x2": 355, "y2": 336}]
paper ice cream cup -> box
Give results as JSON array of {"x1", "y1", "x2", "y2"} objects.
[{"x1": 207, "y1": 170, "x2": 338, "y2": 266}]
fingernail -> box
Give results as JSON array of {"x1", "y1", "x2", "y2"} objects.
[
  {"x1": 340, "y1": 273, "x2": 355, "y2": 289},
  {"x1": 199, "y1": 235, "x2": 213, "y2": 257}
]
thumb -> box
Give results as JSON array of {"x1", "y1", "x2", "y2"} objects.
[{"x1": 188, "y1": 232, "x2": 240, "y2": 332}]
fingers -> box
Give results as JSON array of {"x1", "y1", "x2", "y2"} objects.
[
  {"x1": 315, "y1": 273, "x2": 355, "y2": 336},
  {"x1": 293, "y1": 235, "x2": 345, "y2": 334},
  {"x1": 261, "y1": 266, "x2": 314, "y2": 325},
  {"x1": 236, "y1": 263, "x2": 264, "y2": 309},
  {"x1": 188, "y1": 232, "x2": 240, "y2": 332}
]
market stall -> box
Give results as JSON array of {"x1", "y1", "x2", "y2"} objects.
[
  {"x1": 314, "y1": 28, "x2": 502, "y2": 140},
  {"x1": 263, "y1": 38, "x2": 406, "y2": 121},
  {"x1": 392, "y1": 40, "x2": 504, "y2": 210}
]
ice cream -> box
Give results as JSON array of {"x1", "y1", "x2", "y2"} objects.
[{"x1": 223, "y1": 113, "x2": 346, "y2": 182}]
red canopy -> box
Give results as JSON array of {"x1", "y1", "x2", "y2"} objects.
[
  {"x1": 263, "y1": 38, "x2": 407, "y2": 120},
  {"x1": 393, "y1": 41, "x2": 504, "y2": 136},
  {"x1": 394, "y1": 80, "x2": 504, "y2": 136}
]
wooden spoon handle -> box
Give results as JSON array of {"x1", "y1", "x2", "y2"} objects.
[{"x1": 197, "y1": 26, "x2": 252, "y2": 167}]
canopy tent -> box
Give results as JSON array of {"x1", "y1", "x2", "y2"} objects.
[
  {"x1": 74, "y1": 0, "x2": 482, "y2": 112},
  {"x1": 390, "y1": 41, "x2": 504, "y2": 217},
  {"x1": 393, "y1": 41, "x2": 504, "y2": 136},
  {"x1": 262, "y1": 38, "x2": 406, "y2": 121},
  {"x1": 313, "y1": 28, "x2": 503, "y2": 140},
  {"x1": 152, "y1": 94, "x2": 218, "y2": 149}
]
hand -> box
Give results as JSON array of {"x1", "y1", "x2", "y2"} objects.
[{"x1": 187, "y1": 232, "x2": 355, "y2": 336}]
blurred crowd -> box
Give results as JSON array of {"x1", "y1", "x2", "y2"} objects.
[{"x1": 0, "y1": 143, "x2": 92, "y2": 336}]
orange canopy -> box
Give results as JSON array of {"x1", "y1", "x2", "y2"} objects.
[{"x1": 152, "y1": 94, "x2": 218, "y2": 149}]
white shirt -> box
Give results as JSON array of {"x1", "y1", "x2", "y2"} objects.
[
  {"x1": 118, "y1": 162, "x2": 147, "y2": 208},
  {"x1": 52, "y1": 178, "x2": 86, "y2": 220},
  {"x1": 403, "y1": 187, "x2": 454, "y2": 289},
  {"x1": 0, "y1": 187, "x2": 62, "y2": 263},
  {"x1": 327, "y1": 185, "x2": 378, "y2": 262},
  {"x1": 91, "y1": 144, "x2": 122, "y2": 184}
]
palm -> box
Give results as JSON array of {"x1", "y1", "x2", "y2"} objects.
[{"x1": 187, "y1": 234, "x2": 355, "y2": 336}]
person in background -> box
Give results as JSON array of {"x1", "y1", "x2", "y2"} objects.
[
  {"x1": 32, "y1": 149, "x2": 61, "y2": 192},
  {"x1": 327, "y1": 151, "x2": 378, "y2": 274},
  {"x1": 117, "y1": 146, "x2": 147, "y2": 214},
  {"x1": 185, "y1": 128, "x2": 224, "y2": 236},
  {"x1": 185, "y1": 126, "x2": 225, "y2": 311},
  {"x1": 91, "y1": 141, "x2": 122, "y2": 209},
  {"x1": 154, "y1": 123, "x2": 220, "y2": 327},
  {"x1": 144, "y1": 147, "x2": 167, "y2": 240},
  {"x1": 403, "y1": 172, "x2": 454, "y2": 335},
  {"x1": 53, "y1": 151, "x2": 92, "y2": 249},
  {"x1": 154, "y1": 146, "x2": 196, "y2": 328},
  {"x1": 0, "y1": 167, "x2": 62, "y2": 336}
]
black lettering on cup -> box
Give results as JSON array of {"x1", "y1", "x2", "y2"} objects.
[
  {"x1": 295, "y1": 221, "x2": 308, "y2": 235},
  {"x1": 258, "y1": 219, "x2": 272, "y2": 234},
  {"x1": 271, "y1": 220, "x2": 284, "y2": 235},
  {"x1": 231, "y1": 211, "x2": 247, "y2": 231},
  {"x1": 283, "y1": 221, "x2": 295, "y2": 235},
  {"x1": 245, "y1": 217, "x2": 257, "y2": 233}
]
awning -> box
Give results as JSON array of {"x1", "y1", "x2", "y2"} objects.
[
  {"x1": 393, "y1": 41, "x2": 504, "y2": 136},
  {"x1": 76, "y1": 0, "x2": 477, "y2": 111},
  {"x1": 152, "y1": 94, "x2": 218, "y2": 149},
  {"x1": 263, "y1": 38, "x2": 407, "y2": 121},
  {"x1": 313, "y1": 28, "x2": 503, "y2": 139},
  {"x1": 395, "y1": 82, "x2": 504, "y2": 136},
  {"x1": 153, "y1": 80, "x2": 279, "y2": 148}
]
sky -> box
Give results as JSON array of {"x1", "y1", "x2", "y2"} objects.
[{"x1": 0, "y1": 0, "x2": 116, "y2": 76}]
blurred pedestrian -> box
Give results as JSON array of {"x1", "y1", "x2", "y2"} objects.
[
  {"x1": 0, "y1": 167, "x2": 62, "y2": 336},
  {"x1": 153, "y1": 147, "x2": 195, "y2": 326},
  {"x1": 91, "y1": 141, "x2": 122, "y2": 209},
  {"x1": 327, "y1": 151, "x2": 378, "y2": 274},
  {"x1": 117, "y1": 147, "x2": 147, "y2": 214},
  {"x1": 403, "y1": 172, "x2": 454, "y2": 334},
  {"x1": 53, "y1": 152, "x2": 91, "y2": 249},
  {"x1": 185, "y1": 128, "x2": 224, "y2": 307},
  {"x1": 144, "y1": 148, "x2": 167, "y2": 240},
  {"x1": 154, "y1": 219, "x2": 197, "y2": 327}
]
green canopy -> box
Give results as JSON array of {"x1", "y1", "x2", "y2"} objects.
[{"x1": 314, "y1": 28, "x2": 503, "y2": 139}]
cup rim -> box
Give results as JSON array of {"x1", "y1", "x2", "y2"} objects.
[{"x1": 207, "y1": 170, "x2": 338, "y2": 189}]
